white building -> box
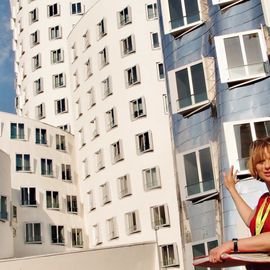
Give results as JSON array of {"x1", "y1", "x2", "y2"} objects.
[{"x1": 7, "y1": 0, "x2": 184, "y2": 269}]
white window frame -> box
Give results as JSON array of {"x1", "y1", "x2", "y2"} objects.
[
  {"x1": 53, "y1": 73, "x2": 66, "y2": 88},
  {"x1": 111, "y1": 140, "x2": 124, "y2": 163},
  {"x1": 118, "y1": 6, "x2": 132, "y2": 27},
  {"x1": 125, "y1": 65, "x2": 141, "y2": 87},
  {"x1": 130, "y1": 96, "x2": 146, "y2": 120},
  {"x1": 105, "y1": 107, "x2": 117, "y2": 130},
  {"x1": 150, "y1": 204, "x2": 170, "y2": 229},
  {"x1": 151, "y1": 32, "x2": 160, "y2": 49},
  {"x1": 95, "y1": 149, "x2": 105, "y2": 171},
  {"x1": 146, "y1": 3, "x2": 158, "y2": 20},
  {"x1": 143, "y1": 166, "x2": 161, "y2": 190},
  {"x1": 35, "y1": 128, "x2": 47, "y2": 145},
  {"x1": 157, "y1": 62, "x2": 165, "y2": 80},
  {"x1": 21, "y1": 187, "x2": 36, "y2": 206},
  {"x1": 30, "y1": 30, "x2": 39, "y2": 46},
  {"x1": 46, "y1": 190, "x2": 59, "y2": 209},
  {"x1": 33, "y1": 78, "x2": 43, "y2": 95},
  {"x1": 82, "y1": 158, "x2": 90, "y2": 179},
  {"x1": 85, "y1": 58, "x2": 93, "y2": 79},
  {"x1": 61, "y1": 164, "x2": 72, "y2": 181},
  {"x1": 41, "y1": 158, "x2": 54, "y2": 177},
  {"x1": 93, "y1": 224, "x2": 102, "y2": 245},
  {"x1": 106, "y1": 217, "x2": 118, "y2": 240},
  {"x1": 87, "y1": 87, "x2": 96, "y2": 109},
  {"x1": 83, "y1": 31, "x2": 91, "y2": 49},
  {"x1": 136, "y1": 131, "x2": 153, "y2": 154},
  {"x1": 160, "y1": 243, "x2": 179, "y2": 267},
  {"x1": 10, "y1": 122, "x2": 25, "y2": 140},
  {"x1": 25, "y1": 223, "x2": 42, "y2": 244},
  {"x1": 126, "y1": 210, "x2": 140, "y2": 234},
  {"x1": 56, "y1": 134, "x2": 66, "y2": 151},
  {"x1": 215, "y1": 29, "x2": 269, "y2": 84},
  {"x1": 100, "y1": 182, "x2": 111, "y2": 205},
  {"x1": 55, "y1": 98, "x2": 68, "y2": 114},
  {"x1": 71, "y1": 2, "x2": 83, "y2": 15},
  {"x1": 97, "y1": 18, "x2": 107, "y2": 39},
  {"x1": 51, "y1": 48, "x2": 64, "y2": 64},
  {"x1": 99, "y1": 47, "x2": 109, "y2": 68},
  {"x1": 32, "y1": 53, "x2": 41, "y2": 71},
  {"x1": 67, "y1": 195, "x2": 78, "y2": 214},
  {"x1": 88, "y1": 190, "x2": 95, "y2": 211},
  {"x1": 101, "y1": 76, "x2": 112, "y2": 98},
  {"x1": 48, "y1": 3, "x2": 60, "y2": 17},
  {"x1": 36, "y1": 103, "x2": 45, "y2": 119},
  {"x1": 121, "y1": 35, "x2": 136, "y2": 56},
  {"x1": 118, "y1": 174, "x2": 132, "y2": 198},
  {"x1": 51, "y1": 225, "x2": 65, "y2": 245},
  {"x1": 90, "y1": 117, "x2": 99, "y2": 139},
  {"x1": 75, "y1": 99, "x2": 82, "y2": 119},
  {"x1": 49, "y1": 25, "x2": 62, "y2": 40},
  {"x1": 78, "y1": 128, "x2": 85, "y2": 148},
  {"x1": 71, "y1": 228, "x2": 83, "y2": 247},
  {"x1": 16, "y1": 154, "x2": 31, "y2": 172},
  {"x1": 29, "y1": 7, "x2": 38, "y2": 23}
]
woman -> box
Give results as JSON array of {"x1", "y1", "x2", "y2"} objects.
[{"x1": 209, "y1": 137, "x2": 270, "y2": 265}]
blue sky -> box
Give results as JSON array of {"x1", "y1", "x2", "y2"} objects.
[{"x1": 0, "y1": 0, "x2": 15, "y2": 113}]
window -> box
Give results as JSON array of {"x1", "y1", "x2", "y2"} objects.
[
  {"x1": 88, "y1": 87, "x2": 96, "y2": 108},
  {"x1": 85, "y1": 58, "x2": 93, "y2": 78},
  {"x1": 88, "y1": 190, "x2": 95, "y2": 211},
  {"x1": 160, "y1": 243, "x2": 179, "y2": 267},
  {"x1": 101, "y1": 76, "x2": 112, "y2": 98},
  {"x1": 105, "y1": 107, "x2": 117, "y2": 130},
  {"x1": 25, "y1": 223, "x2": 41, "y2": 244},
  {"x1": 224, "y1": 118, "x2": 270, "y2": 173},
  {"x1": 83, "y1": 31, "x2": 90, "y2": 49},
  {"x1": 97, "y1": 18, "x2": 106, "y2": 39},
  {"x1": 126, "y1": 211, "x2": 140, "y2": 234},
  {"x1": 90, "y1": 118, "x2": 99, "y2": 139},
  {"x1": 73, "y1": 71, "x2": 80, "y2": 89},
  {"x1": 58, "y1": 124, "x2": 70, "y2": 132},
  {"x1": 12, "y1": 205, "x2": 17, "y2": 223},
  {"x1": 82, "y1": 158, "x2": 90, "y2": 178},
  {"x1": 48, "y1": 3, "x2": 60, "y2": 17},
  {"x1": 78, "y1": 128, "x2": 85, "y2": 148},
  {"x1": 29, "y1": 8, "x2": 38, "y2": 23},
  {"x1": 151, "y1": 32, "x2": 160, "y2": 48},
  {"x1": 41, "y1": 158, "x2": 53, "y2": 176},
  {"x1": 125, "y1": 65, "x2": 140, "y2": 86},
  {"x1": 32, "y1": 53, "x2": 41, "y2": 70},
  {"x1": 118, "y1": 174, "x2": 132, "y2": 198},
  {"x1": 157, "y1": 63, "x2": 165, "y2": 79},
  {"x1": 146, "y1": 3, "x2": 158, "y2": 20},
  {"x1": 71, "y1": 2, "x2": 83, "y2": 15},
  {"x1": 56, "y1": 134, "x2": 66, "y2": 151},
  {"x1": 118, "y1": 6, "x2": 132, "y2": 27},
  {"x1": 136, "y1": 131, "x2": 153, "y2": 154},
  {"x1": 121, "y1": 35, "x2": 135, "y2": 56},
  {"x1": 192, "y1": 240, "x2": 220, "y2": 270},
  {"x1": 106, "y1": 217, "x2": 118, "y2": 240},
  {"x1": 99, "y1": 47, "x2": 109, "y2": 68},
  {"x1": 35, "y1": 128, "x2": 47, "y2": 145},
  {"x1": 0, "y1": 196, "x2": 8, "y2": 221},
  {"x1": 55, "y1": 98, "x2": 68, "y2": 114},
  {"x1": 34, "y1": 78, "x2": 43, "y2": 94},
  {"x1": 95, "y1": 149, "x2": 105, "y2": 171},
  {"x1": 16, "y1": 154, "x2": 31, "y2": 172},
  {"x1": 75, "y1": 99, "x2": 82, "y2": 118},
  {"x1": 215, "y1": 29, "x2": 269, "y2": 83},
  {"x1": 67, "y1": 195, "x2": 78, "y2": 213},
  {"x1": 183, "y1": 146, "x2": 215, "y2": 198},
  {"x1": 111, "y1": 140, "x2": 124, "y2": 163},
  {"x1": 51, "y1": 225, "x2": 65, "y2": 244},
  {"x1": 46, "y1": 191, "x2": 59, "y2": 209},
  {"x1": 10, "y1": 123, "x2": 25, "y2": 139},
  {"x1": 130, "y1": 97, "x2": 146, "y2": 120},
  {"x1": 49, "y1": 25, "x2": 62, "y2": 40},
  {"x1": 151, "y1": 204, "x2": 170, "y2": 228},
  {"x1": 62, "y1": 164, "x2": 71, "y2": 181},
  {"x1": 92, "y1": 224, "x2": 102, "y2": 245},
  {"x1": 53, "y1": 73, "x2": 66, "y2": 88},
  {"x1": 100, "y1": 182, "x2": 111, "y2": 205},
  {"x1": 71, "y1": 43, "x2": 77, "y2": 62},
  {"x1": 143, "y1": 166, "x2": 161, "y2": 190},
  {"x1": 30, "y1": 30, "x2": 39, "y2": 46},
  {"x1": 72, "y1": 228, "x2": 83, "y2": 247},
  {"x1": 21, "y1": 187, "x2": 36, "y2": 206},
  {"x1": 51, "y1": 48, "x2": 64, "y2": 64},
  {"x1": 36, "y1": 103, "x2": 45, "y2": 119}
]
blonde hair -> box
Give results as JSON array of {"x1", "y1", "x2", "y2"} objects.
[{"x1": 248, "y1": 137, "x2": 270, "y2": 179}]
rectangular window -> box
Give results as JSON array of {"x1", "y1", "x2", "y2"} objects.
[
  {"x1": 100, "y1": 182, "x2": 111, "y2": 205},
  {"x1": 21, "y1": 187, "x2": 36, "y2": 206},
  {"x1": 82, "y1": 158, "x2": 90, "y2": 179},
  {"x1": 53, "y1": 73, "x2": 66, "y2": 88},
  {"x1": 97, "y1": 18, "x2": 106, "y2": 39},
  {"x1": 83, "y1": 31, "x2": 91, "y2": 49},
  {"x1": 36, "y1": 103, "x2": 45, "y2": 119},
  {"x1": 32, "y1": 53, "x2": 41, "y2": 70},
  {"x1": 35, "y1": 128, "x2": 47, "y2": 145},
  {"x1": 99, "y1": 47, "x2": 109, "y2": 68},
  {"x1": 61, "y1": 164, "x2": 72, "y2": 181},
  {"x1": 78, "y1": 128, "x2": 85, "y2": 148},
  {"x1": 95, "y1": 149, "x2": 105, "y2": 171},
  {"x1": 48, "y1": 3, "x2": 60, "y2": 17},
  {"x1": 118, "y1": 174, "x2": 132, "y2": 198},
  {"x1": 121, "y1": 35, "x2": 135, "y2": 56},
  {"x1": 10, "y1": 123, "x2": 25, "y2": 140},
  {"x1": 136, "y1": 131, "x2": 153, "y2": 154},
  {"x1": 51, "y1": 225, "x2": 65, "y2": 244},
  {"x1": 12, "y1": 205, "x2": 17, "y2": 222},
  {"x1": 51, "y1": 48, "x2": 64, "y2": 64},
  {"x1": 0, "y1": 196, "x2": 8, "y2": 221},
  {"x1": 30, "y1": 30, "x2": 39, "y2": 46},
  {"x1": 71, "y1": 43, "x2": 77, "y2": 62},
  {"x1": 160, "y1": 243, "x2": 179, "y2": 267},
  {"x1": 143, "y1": 166, "x2": 161, "y2": 190},
  {"x1": 72, "y1": 228, "x2": 83, "y2": 247},
  {"x1": 118, "y1": 6, "x2": 132, "y2": 27},
  {"x1": 56, "y1": 134, "x2": 66, "y2": 151},
  {"x1": 125, "y1": 65, "x2": 140, "y2": 86},
  {"x1": 111, "y1": 140, "x2": 124, "y2": 163},
  {"x1": 41, "y1": 158, "x2": 53, "y2": 176},
  {"x1": 46, "y1": 191, "x2": 59, "y2": 209},
  {"x1": 85, "y1": 58, "x2": 93, "y2": 78},
  {"x1": 29, "y1": 8, "x2": 38, "y2": 23},
  {"x1": 130, "y1": 97, "x2": 146, "y2": 120},
  {"x1": 55, "y1": 98, "x2": 68, "y2": 114},
  {"x1": 90, "y1": 118, "x2": 99, "y2": 139},
  {"x1": 101, "y1": 76, "x2": 112, "y2": 98},
  {"x1": 105, "y1": 107, "x2": 117, "y2": 130},
  {"x1": 67, "y1": 195, "x2": 78, "y2": 213},
  {"x1": 34, "y1": 78, "x2": 43, "y2": 94},
  {"x1": 183, "y1": 146, "x2": 215, "y2": 198},
  {"x1": 146, "y1": 3, "x2": 158, "y2": 20},
  {"x1": 157, "y1": 63, "x2": 165, "y2": 79},
  {"x1": 49, "y1": 25, "x2": 62, "y2": 40},
  {"x1": 151, "y1": 32, "x2": 160, "y2": 49},
  {"x1": 151, "y1": 204, "x2": 170, "y2": 228},
  {"x1": 75, "y1": 99, "x2": 82, "y2": 118},
  {"x1": 71, "y1": 2, "x2": 83, "y2": 15},
  {"x1": 88, "y1": 87, "x2": 96, "y2": 108},
  {"x1": 106, "y1": 217, "x2": 118, "y2": 240},
  {"x1": 25, "y1": 223, "x2": 41, "y2": 243},
  {"x1": 126, "y1": 211, "x2": 140, "y2": 234},
  {"x1": 16, "y1": 154, "x2": 31, "y2": 172},
  {"x1": 88, "y1": 190, "x2": 95, "y2": 211},
  {"x1": 215, "y1": 29, "x2": 269, "y2": 83},
  {"x1": 93, "y1": 224, "x2": 102, "y2": 245}
]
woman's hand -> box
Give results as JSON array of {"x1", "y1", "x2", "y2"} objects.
[
  {"x1": 223, "y1": 165, "x2": 239, "y2": 192},
  {"x1": 209, "y1": 241, "x2": 233, "y2": 263}
]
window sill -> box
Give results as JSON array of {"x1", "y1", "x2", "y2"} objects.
[
  {"x1": 186, "y1": 189, "x2": 219, "y2": 204},
  {"x1": 171, "y1": 21, "x2": 204, "y2": 39},
  {"x1": 177, "y1": 100, "x2": 211, "y2": 118}
]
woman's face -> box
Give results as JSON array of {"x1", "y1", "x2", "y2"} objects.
[{"x1": 255, "y1": 147, "x2": 270, "y2": 182}]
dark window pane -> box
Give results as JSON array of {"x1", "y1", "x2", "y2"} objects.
[
  {"x1": 176, "y1": 68, "x2": 192, "y2": 108},
  {"x1": 191, "y1": 63, "x2": 207, "y2": 104},
  {"x1": 199, "y1": 148, "x2": 214, "y2": 192}
]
